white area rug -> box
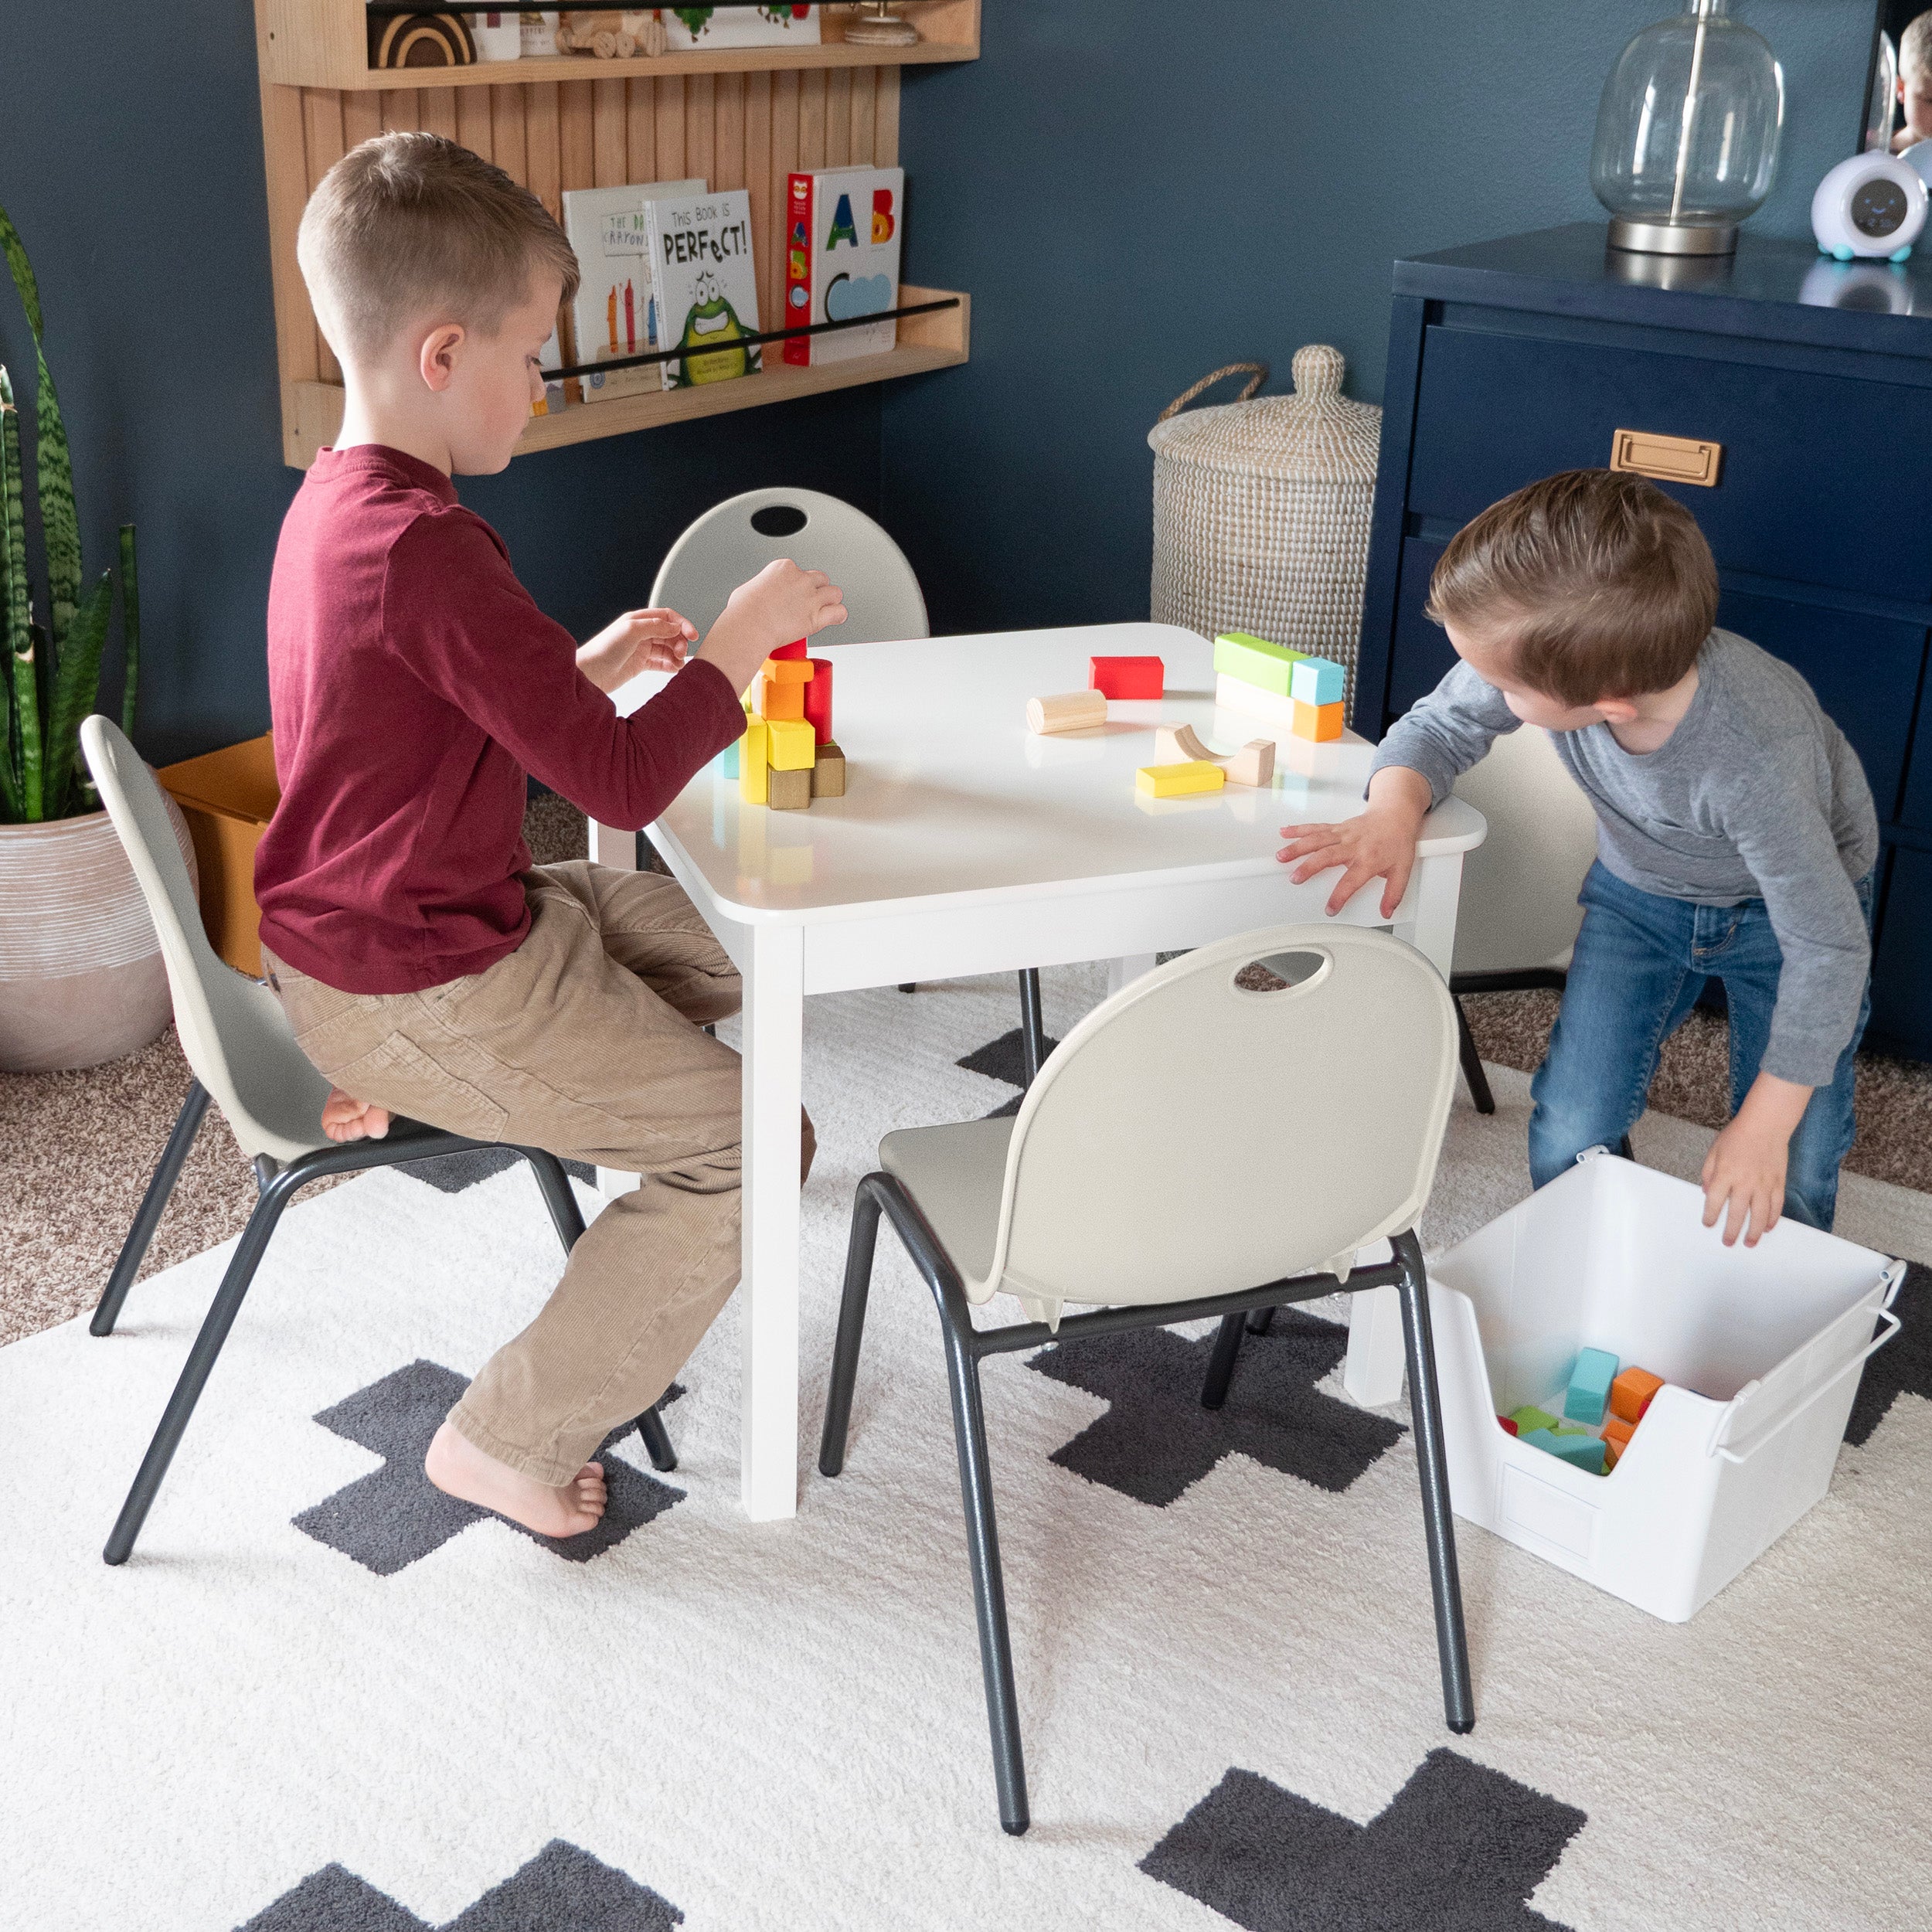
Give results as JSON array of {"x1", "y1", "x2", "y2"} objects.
[{"x1": 2, "y1": 967, "x2": 1927, "y2": 1931}]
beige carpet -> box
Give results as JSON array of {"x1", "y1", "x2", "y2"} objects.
[{"x1": 4, "y1": 788, "x2": 1926, "y2": 1345}]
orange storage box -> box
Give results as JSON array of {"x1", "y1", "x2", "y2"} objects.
[{"x1": 156, "y1": 735, "x2": 279, "y2": 978}]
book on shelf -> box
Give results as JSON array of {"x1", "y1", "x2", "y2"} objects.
[
  {"x1": 662, "y1": 5, "x2": 820, "y2": 50},
  {"x1": 532, "y1": 325, "x2": 566, "y2": 417},
  {"x1": 783, "y1": 166, "x2": 903, "y2": 366},
  {"x1": 645, "y1": 187, "x2": 762, "y2": 389},
  {"x1": 560, "y1": 178, "x2": 704, "y2": 403}
]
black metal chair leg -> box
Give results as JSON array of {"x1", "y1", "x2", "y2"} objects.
[
  {"x1": 1199, "y1": 1310, "x2": 1247, "y2": 1410},
  {"x1": 522, "y1": 1148, "x2": 588, "y2": 1253},
  {"x1": 1017, "y1": 968, "x2": 1047, "y2": 1088},
  {"x1": 634, "y1": 1406, "x2": 678, "y2": 1471},
  {"x1": 818, "y1": 1184, "x2": 884, "y2": 1478},
  {"x1": 1247, "y1": 1306, "x2": 1276, "y2": 1336},
  {"x1": 1392, "y1": 1230, "x2": 1475, "y2": 1734},
  {"x1": 103, "y1": 1170, "x2": 302, "y2": 1565},
  {"x1": 92, "y1": 1081, "x2": 211, "y2": 1337},
  {"x1": 1454, "y1": 994, "x2": 1495, "y2": 1116},
  {"x1": 937, "y1": 1308, "x2": 1029, "y2": 1835},
  {"x1": 898, "y1": 982, "x2": 917, "y2": 993}
]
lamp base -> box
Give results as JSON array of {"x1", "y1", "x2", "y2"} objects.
[
  {"x1": 845, "y1": 12, "x2": 921, "y2": 46},
  {"x1": 1606, "y1": 217, "x2": 1739, "y2": 257}
]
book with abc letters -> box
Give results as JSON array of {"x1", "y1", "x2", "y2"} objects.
[
  {"x1": 782, "y1": 167, "x2": 903, "y2": 367},
  {"x1": 643, "y1": 188, "x2": 764, "y2": 390}
]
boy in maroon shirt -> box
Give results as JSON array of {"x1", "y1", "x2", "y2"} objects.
[{"x1": 256, "y1": 134, "x2": 844, "y2": 1539}]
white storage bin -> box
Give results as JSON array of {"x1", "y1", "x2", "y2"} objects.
[{"x1": 1427, "y1": 1154, "x2": 1903, "y2": 1622}]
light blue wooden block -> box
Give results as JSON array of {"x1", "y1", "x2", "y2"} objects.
[
  {"x1": 1289, "y1": 655, "x2": 1345, "y2": 706},
  {"x1": 1564, "y1": 1346, "x2": 1619, "y2": 1425},
  {"x1": 719, "y1": 735, "x2": 742, "y2": 780},
  {"x1": 1521, "y1": 1427, "x2": 1607, "y2": 1475}
]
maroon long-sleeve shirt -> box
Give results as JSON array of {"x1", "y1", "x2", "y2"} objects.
[{"x1": 255, "y1": 444, "x2": 743, "y2": 994}]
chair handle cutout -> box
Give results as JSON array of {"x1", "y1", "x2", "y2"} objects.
[
  {"x1": 750, "y1": 503, "x2": 809, "y2": 538},
  {"x1": 1231, "y1": 947, "x2": 1332, "y2": 998}
]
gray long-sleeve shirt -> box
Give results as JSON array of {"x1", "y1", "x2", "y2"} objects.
[{"x1": 1370, "y1": 630, "x2": 1879, "y2": 1087}]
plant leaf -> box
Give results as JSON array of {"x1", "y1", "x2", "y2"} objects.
[
  {"x1": 0, "y1": 372, "x2": 17, "y2": 821},
  {"x1": 44, "y1": 570, "x2": 111, "y2": 818},
  {"x1": 1, "y1": 372, "x2": 34, "y2": 818},
  {"x1": 0, "y1": 199, "x2": 45, "y2": 342},
  {"x1": 117, "y1": 522, "x2": 138, "y2": 736},
  {"x1": 29, "y1": 340, "x2": 78, "y2": 650}
]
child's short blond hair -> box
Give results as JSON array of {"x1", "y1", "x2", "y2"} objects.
[
  {"x1": 1425, "y1": 469, "x2": 1718, "y2": 706},
  {"x1": 298, "y1": 133, "x2": 579, "y2": 365},
  {"x1": 1902, "y1": 9, "x2": 1932, "y2": 77}
]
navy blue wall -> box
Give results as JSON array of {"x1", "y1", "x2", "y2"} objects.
[
  {"x1": 883, "y1": 0, "x2": 1879, "y2": 637},
  {"x1": 0, "y1": 1, "x2": 879, "y2": 764}
]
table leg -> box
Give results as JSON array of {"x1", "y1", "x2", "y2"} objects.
[
  {"x1": 740, "y1": 922, "x2": 805, "y2": 1521},
  {"x1": 1392, "y1": 850, "x2": 1463, "y2": 980},
  {"x1": 1345, "y1": 1284, "x2": 1408, "y2": 1407},
  {"x1": 590, "y1": 818, "x2": 639, "y2": 870},
  {"x1": 1107, "y1": 953, "x2": 1158, "y2": 997}
]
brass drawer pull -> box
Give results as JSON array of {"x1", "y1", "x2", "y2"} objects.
[{"x1": 1610, "y1": 427, "x2": 1723, "y2": 487}]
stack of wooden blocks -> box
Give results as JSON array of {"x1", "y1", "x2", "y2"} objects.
[
  {"x1": 723, "y1": 641, "x2": 845, "y2": 810},
  {"x1": 1214, "y1": 631, "x2": 1348, "y2": 742}
]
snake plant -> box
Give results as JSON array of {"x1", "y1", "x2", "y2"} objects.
[{"x1": 0, "y1": 199, "x2": 138, "y2": 824}]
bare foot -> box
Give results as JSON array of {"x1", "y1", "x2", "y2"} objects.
[
  {"x1": 321, "y1": 1087, "x2": 391, "y2": 1143},
  {"x1": 424, "y1": 1420, "x2": 608, "y2": 1537}
]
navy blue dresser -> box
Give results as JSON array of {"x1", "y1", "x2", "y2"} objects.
[{"x1": 1357, "y1": 223, "x2": 1932, "y2": 1062}]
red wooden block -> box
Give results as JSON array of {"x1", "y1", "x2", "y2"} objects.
[
  {"x1": 1497, "y1": 1415, "x2": 1519, "y2": 1436},
  {"x1": 771, "y1": 638, "x2": 808, "y2": 661},
  {"x1": 803, "y1": 658, "x2": 835, "y2": 745},
  {"x1": 1088, "y1": 655, "x2": 1164, "y2": 700}
]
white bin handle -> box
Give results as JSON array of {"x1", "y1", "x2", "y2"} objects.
[{"x1": 1710, "y1": 1277, "x2": 1904, "y2": 1467}]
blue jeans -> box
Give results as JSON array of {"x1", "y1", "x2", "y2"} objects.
[{"x1": 1528, "y1": 861, "x2": 1875, "y2": 1230}]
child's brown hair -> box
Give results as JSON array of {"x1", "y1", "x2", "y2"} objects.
[
  {"x1": 298, "y1": 133, "x2": 579, "y2": 365},
  {"x1": 1425, "y1": 468, "x2": 1719, "y2": 705}
]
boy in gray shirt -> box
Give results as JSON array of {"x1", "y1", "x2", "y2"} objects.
[{"x1": 1281, "y1": 469, "x2": 1877, "y2": 1246}]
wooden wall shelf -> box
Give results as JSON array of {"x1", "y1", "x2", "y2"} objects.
[
  {"x1": 264, "y1": 1, "x2": 978, "y2": 89},
  {"x1": 286, "y1": 285, "x2": 969, "y2": 466},
  {"x1": 252, "y1": 1, "x2": 977, "y2": 468}
]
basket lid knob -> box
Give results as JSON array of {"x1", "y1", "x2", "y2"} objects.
[{"x1": 1291, "y1": 343, "x2": 1345, "y2": 399}]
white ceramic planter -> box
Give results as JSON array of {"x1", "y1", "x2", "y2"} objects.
[{"x1": 0, "y1": 789, "x2": 197, "y2": 1073}]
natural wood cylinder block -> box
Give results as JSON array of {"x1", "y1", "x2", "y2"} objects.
[{"x1": 1027, "y1": 691, "x2": 1107, "y2": 736}]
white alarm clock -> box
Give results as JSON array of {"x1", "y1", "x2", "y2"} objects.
[{"x1": 1811, "y1": 153, "x2": 1929, "y2": 261}]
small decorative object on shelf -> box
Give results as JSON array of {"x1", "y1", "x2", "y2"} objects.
[
  {"x1": 554, "y1": 8, "x2": 667, "y2": 57},
  {"x1": 465, "y1": 8, "x2": 522, "y2": 56},
  {"x1": 368, "y1": 9, "x2": 478, "y2": 66},
  {"x1": 1810, "y1": 151, "x2": 1928, "y2": 261},
  {"x1": 1591, "y1": 0, "x2": 1784, "y2": 257},
  {"x1": 519, "y1": 9, "x2": 560, "y2": 55},
  {"x1": 663, "y1": 5, "x2": 820, "y2": 50},
  {"x1": 843, "y1": 2, "x2": 919, "y2": 48}
]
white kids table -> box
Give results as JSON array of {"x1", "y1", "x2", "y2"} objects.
[{"x1": 594, "y1": 622, "x2": 1486, "y2": 1521}]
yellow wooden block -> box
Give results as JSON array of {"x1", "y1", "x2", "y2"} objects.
[
  {"x1": 762, "y1": 657, "x2": 815, "y2": 685},
  {"x1": 1136, "y1": 760, "x2": 1225, "y2": 798},
  {"x1": 1291, "y1": 699, "x2": 1344, "y2": 743},
  {"x1": 739, "y1": 716, "x2": 769, "y2": 804},
  {"x1": 767, "y1": 717, "x2": 816, "y2": 770},
  {"x1": 760, "y1": 674, "x2": 806, "y2": 722}
]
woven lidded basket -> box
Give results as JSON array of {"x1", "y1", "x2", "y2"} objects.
[{"x1": 1148, "y1": 345, "x2": 1382, "y2": 716}]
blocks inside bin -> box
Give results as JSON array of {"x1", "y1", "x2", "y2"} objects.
[{"x1": 1565, "y1": 1348, "x2": 1619, "y2": 1425}]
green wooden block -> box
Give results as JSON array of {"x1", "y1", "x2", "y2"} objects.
[
  {"x1": 1508, "y1": 1406, "x2": 1560, "y2": 1435},
  {"x1": 1521, "y1": 1428, "x2": 1607, "y2": 1475},
  {"x1": 1565, "y1": 1347, "x2": 1619, "y2": 1425},
  {"x1": 1213, "y1": 631, "x2": 1308, "y2": 697}
]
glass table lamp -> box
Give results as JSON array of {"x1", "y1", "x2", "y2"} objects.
[{"x1": 1592, "y1": 0, "x2": 1784, "y2": 256}]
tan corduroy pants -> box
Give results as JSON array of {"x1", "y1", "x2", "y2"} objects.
[{"x1": 264, "y1": 861, "x2": 801, "y2": 1486}]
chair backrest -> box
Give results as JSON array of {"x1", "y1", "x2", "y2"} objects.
[
  {"x1": 972, "y1": 924, "x2": 1458, "y2": 1313},
  {"x1": 1449, "y1": 724, "x2": 1598, "y2": 978},
  {"x1": 80, "y1": 716, "x2": 331, "y2": 1165},
  {"x1": 650, "y1": 487, "x2": 929, "y2": 644}
]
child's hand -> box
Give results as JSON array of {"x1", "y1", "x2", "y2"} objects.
[
  {"x1": 577, "y1": 607, "x2": 698, "y2": 694},
  {"x1": 1276, "y1": 767, "x2": 1434, "y2": 917},
  {"x1": 1700, "y1": 1072, "x2": 1811, "y2": 1247},
  {"x1": 696, "y1": 560, "x2": 848, "y2": 695}
]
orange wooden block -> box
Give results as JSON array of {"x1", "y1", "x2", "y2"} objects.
[
  {"x1": 760, "y1": 674, "x2": 807, "y2": 722},
  {"x1": 1291, "y1": 698, "x2": 1343, "y2": 743},
  {"x1": 1610, "y1": 1367, "x2": 1664, "y2": 1423},
  {"x1": 763, "y1": 658, "x2": 815, "y2": 685},
  {"x1": 1601, "y1": 1413, "x2": 1636, "y2": 1466}
]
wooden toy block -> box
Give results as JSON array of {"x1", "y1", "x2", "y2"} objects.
[
  {"x1": 1289, "y1": 655, "x2": 1346, "y2": 707},
  {"x1": 1509, "y1": 1405, "x2": 1560, "y2": 1435},
  {"x1": 804, "y1": 658, "x2": 835, "y2": 744},
  {"x1": 1155, "y1": 723, "x2": 1215, "y2": 764},
  {"x1": 767, "y1": 717, "x2": 816, "y2": 771},
  {"x1": 1089, "y1": 655, "x2": 1165, "y2": 700},
  {"x1": 767, "y1": 765, "x2": 812, "y2": 810},
  {"x1": 1520, "y1": 1428, "x2": 1607, "y2": 1475},
  {"x1": 1565, "y1": 1347, "x2": 1619, "y2": 1425},
  {"x1": 771, "y1": 638, "x2": 808, "y2": 660},
  {"x1": 1028, "y1": 690, "x2": 1108, "y2": 735},
  {"x1": 1610, "y1": 1367, "x2": 1665, "y2": 1423},
  {"x1": 763, "y1": 657, "x2": 815, "y2": 685},
  {"x1": 1213, "y1": 631, "x2": 1308, "y2": 697},
  {"x1": 760, "y1": 674, "x2": 807, "y2": 722},
  {"x1": 739, "y1": 717, "x2": 769, "y2": 805},
  {"x1": 1137, "y1": 760, "x2": 1225, "y2": 798},
  {"x1": 721, "y1": 734, "x2": 741, "y2": 780},
  {"x1": 811, "y1": 741, "x2": 846, "y2": 798},
  {"x1": 1291, "y1": 698, "x2": 1344, "y2": 743},
  {"x1": 1498, "y1": 1415, "x2": 1519, "y2": 1436},
  {"x1": 1601, "y1": 1413, "x2": 1635, "y2": 1466},
  {"x1": 1226, "y1": 738, "x2": 1275, "y2": 787}
]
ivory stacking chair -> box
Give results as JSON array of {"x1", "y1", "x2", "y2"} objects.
[
  {"x1": 1446, "y1": 724, "x2": 1599, "y2": 1114},
  {"x1": 79, "y1": 717, "x2": 677, "y2": 1567},
  {"x1": 651, "y1": 488, "x2": 1051, "y2": 1082},
  {"x1": 817, "y1": 923, "x2": 1474, "y2": 1833}
]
